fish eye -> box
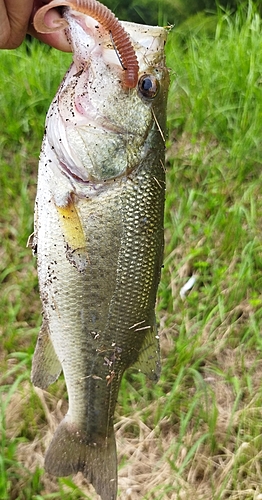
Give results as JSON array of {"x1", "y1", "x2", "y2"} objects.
[{"x1": 138, "y1": 74, "x2": 159, "y2": 99}]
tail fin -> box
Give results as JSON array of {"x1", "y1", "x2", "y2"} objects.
[{"x1": 44, "y1": 417, "x2": 117, "y2": 500}]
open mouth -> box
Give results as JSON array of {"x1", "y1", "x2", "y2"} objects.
[{"x1": 33, "y1": 1, "x2": 139, "y2": 89}]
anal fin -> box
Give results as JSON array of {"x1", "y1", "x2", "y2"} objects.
[
  {"x1": 131, "y1": 317, "x2": 161, "y2": 381},
  {"x1": 31, "y1": 319, "x2": 62, "y2": 389}
]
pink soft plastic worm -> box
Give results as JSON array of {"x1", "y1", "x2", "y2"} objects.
[{"x1": 33, "y1": 0, "x2": 139, "y2": 88}]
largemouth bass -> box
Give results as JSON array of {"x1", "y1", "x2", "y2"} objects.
[{"x1": 30, "y1": 2, "x2": 169, "y2": 499}]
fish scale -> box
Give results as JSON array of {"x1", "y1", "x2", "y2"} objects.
[
  {"x1": 105, "y1": 169, "x2": 165, "y2": 352},
  {"x1": 31, "y1": 6, "x2": 169, "y2": 500}
]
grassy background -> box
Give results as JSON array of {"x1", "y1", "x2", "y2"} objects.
[{"x1": 1, "y1": 2, "x2": 262, "y2": 499}]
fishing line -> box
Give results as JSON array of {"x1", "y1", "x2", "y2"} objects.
[{"x1": 109, "y1": 31, "x2": 126, "y2": 70}]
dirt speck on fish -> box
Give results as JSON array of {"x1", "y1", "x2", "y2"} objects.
[{"x1": 31, "y1": 2, "x2": 169, "y2": 499}]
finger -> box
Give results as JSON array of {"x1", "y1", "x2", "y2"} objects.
[
  {"x1": 0, "y1": 0, "x2": 33, "y2": 48},
  {"x1": 28, "y1": 4, "x2": 72, "y2": 52}
]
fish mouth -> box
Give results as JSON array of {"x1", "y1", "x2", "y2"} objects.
[
  {"x1": 55, "y1": 12, "x2": 144, "y2": 136},
  {"x1": 33, "y1": 1, "x2": 139, "y2": 88}
]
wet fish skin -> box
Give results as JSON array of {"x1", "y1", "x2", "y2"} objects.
[{"x1": 31, "y1": 10, "x2": 169, "y2": 500}]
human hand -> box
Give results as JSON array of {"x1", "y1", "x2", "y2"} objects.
[{"x1": 0, "y1": 0, "x2": 71, "y2": 51}]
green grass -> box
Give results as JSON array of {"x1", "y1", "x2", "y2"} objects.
[{"x1": 1, "y1": 2, "x2": 262, "y2": 499}]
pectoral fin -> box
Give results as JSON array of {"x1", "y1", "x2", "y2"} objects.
[
  {"x1": 31, "y1": 319, "x2": 62, "y2": 389},
  {"x1": 132, "y1": 319, "x2": 161, "y2": 381},
  {"x1": 56, "y1": 198, "x2": 88, "y2": 272}
]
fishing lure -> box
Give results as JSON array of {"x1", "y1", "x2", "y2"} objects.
[{"x1": 33, "y1": 0, "x2": 139, "y2": 88}]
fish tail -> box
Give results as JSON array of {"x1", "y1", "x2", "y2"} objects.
[{"x1": 44, "y1": 416, "x2": 117, "y2": 500}]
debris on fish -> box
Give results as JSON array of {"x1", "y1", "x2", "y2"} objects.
[{"x1": 31, "y1": 1, "x2": 169, "y2": 499}]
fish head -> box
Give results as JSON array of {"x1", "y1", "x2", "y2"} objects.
[{"x1": 45, "y1": 10, "x2": 169, "y2": 186}]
